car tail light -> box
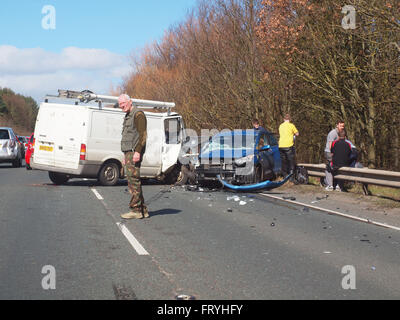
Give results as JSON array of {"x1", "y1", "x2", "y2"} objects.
[{"x1": 80, "y1": 144, "x2": 87, "y2": 161}]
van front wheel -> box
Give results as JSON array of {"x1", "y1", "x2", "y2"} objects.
[
  {"x1": 98, "y1": 162, "x2": 120, "y2": 186},
  {"x1": 49, "y1": 172, "x2": 69, "y2": 185}
]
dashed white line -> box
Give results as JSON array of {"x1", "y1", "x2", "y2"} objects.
[
  {"x1": 116, "y1": 223, "x2": 149, "y2": 256},
  {"x1": 91, "y1": 188, "x2": 104, "y2": 200},
  {"x1": 90, "y1": 188, "x2": 149, "y2": 255}
]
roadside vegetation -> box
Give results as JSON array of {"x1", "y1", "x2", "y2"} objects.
[
  {"x1": 0, "y1": 88, "x2": 38, "y2": 135},
  {"x1": 120, "y1": 0, "x2": 400, "y2": 171}
]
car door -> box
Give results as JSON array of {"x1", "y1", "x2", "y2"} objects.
[
  {"x1": 161, "y1": 117, "x2": 183, "y2": 173},
  {"x1": 141, "y1": 115, "x2": 163, "y2": 177}
]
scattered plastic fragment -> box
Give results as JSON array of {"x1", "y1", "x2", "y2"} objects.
[
  {"x1": 270, "y1": 223, "x2": 275, "y2": 227},
  {"x1": 371, "y1": 266, "x2": 376, "y2": 271},
  {"x1": 323, "y1": 251, "x2": 332, "y2": 254},
  {"x1": 239, "y1": 201, "x2": 247, "y2": 206},
  {"x1": 227, "y1": 195, "x2": 241, "y2": 202}
]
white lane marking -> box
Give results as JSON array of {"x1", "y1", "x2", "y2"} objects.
[
  {"x1": 260, "y1": 193, "x2": 400, "y2": 232},
  {"x1": 91, "y1": 188, "x2": 104, "y2": 200},
  {"x1": 90, "y1": 188, "x2": 150, "y2": 256},
  {"x1": 116, "y1": 223, "x2": 149, "y2": 256}
]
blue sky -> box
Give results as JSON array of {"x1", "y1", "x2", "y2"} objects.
[{"x1": 0, "y1": 0, "x2": 197, "y2": 101}]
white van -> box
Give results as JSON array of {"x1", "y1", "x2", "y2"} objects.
[{"x1": 31, "y1": 91, "x2": 185, "y2": 186}]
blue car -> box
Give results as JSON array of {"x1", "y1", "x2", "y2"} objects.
[{"x1": 195, "y1": 129, "x2": 282, "y2": 185}]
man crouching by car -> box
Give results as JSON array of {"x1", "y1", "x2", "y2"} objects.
[{"x1": 119, "y1": 94, "x2": 150, "y2": 220}]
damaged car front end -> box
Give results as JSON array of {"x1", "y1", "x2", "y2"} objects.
[{"x1": 194, "y1": 130, "x2": 282, "y2": 186}]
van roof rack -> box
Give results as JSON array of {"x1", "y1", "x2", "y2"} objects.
[{"x1": 45, "y1": 89, "x2": 176, "y2": 114}]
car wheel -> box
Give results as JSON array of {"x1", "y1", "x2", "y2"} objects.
[
  {"x1": 163, "y1": 164, "x2": 182, "y2": 185},
  {"x1": 49, "y1": 172, "x2": 69, "y2": 185},
  {"x1": 175, "y1": 165, "x2": 196, "y2": 186},
  {"x1": 175, "y1": 169, "x2": 188, "y2": 186},
  {"x1": 98, "y1": 162, "x2": 120, "y2": 186}
]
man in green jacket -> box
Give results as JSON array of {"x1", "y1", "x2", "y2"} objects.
[{"x1": 119, "y1": 94, "x2": 149, "y2": 220}]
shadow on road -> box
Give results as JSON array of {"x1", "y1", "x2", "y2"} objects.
[
  {"x1": 61, "y1": 178, "x2": 174, "y2": 188},
  {"x1": 148, "y1": 208, "x2": 181, "y2": 217},
  {"x1": 0, "y1": 164, "x2": 26, "y2": 169}
]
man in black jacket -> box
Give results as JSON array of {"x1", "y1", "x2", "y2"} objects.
[{"x1": 330, "y1": 130, "x2": 352, "y2": 192}]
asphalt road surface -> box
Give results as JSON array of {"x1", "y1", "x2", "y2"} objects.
[{"x1": 0, "y1": 162, "x2": 399, "y2": 300}]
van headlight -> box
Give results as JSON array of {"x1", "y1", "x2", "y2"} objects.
[{"x1": 235, "y1": 154, "x2": 254, "y2": 166}]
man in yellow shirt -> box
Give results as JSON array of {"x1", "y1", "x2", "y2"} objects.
[{"x1": 279, "y1": 114, "x2": 299, "y2": 177}]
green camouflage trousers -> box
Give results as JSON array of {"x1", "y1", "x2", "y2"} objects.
[{"x1": 125, "y1": 152, "x2": 147, "y2": 213}]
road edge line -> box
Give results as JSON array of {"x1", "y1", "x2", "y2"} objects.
[{"x1": 259, "y1": 193, "x2": 400, "y2": 232}]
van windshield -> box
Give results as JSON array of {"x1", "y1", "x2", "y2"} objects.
[{"x1": 0, "y1": 130, "x2": 10, "y2": 140}]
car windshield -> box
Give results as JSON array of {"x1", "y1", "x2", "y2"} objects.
[
  {"x1": 0, "y1": 129, "x2": 10, "y2": 140},
  {"x1": 201, "y1": 134, "x2": 256, "y2": 153}
]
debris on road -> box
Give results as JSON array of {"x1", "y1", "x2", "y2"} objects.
[
  {"x1": 283, "y1": 196, "x2": 296, "y2": 201},
  {"x1": 217, "y1": 173, "x2": 292, "y2": 191},
  {"x1": 311, "y1": 195, "x2": 329, "y2": 204},
  {"x1": 175, "y1": 294, "x2": 196, "y2": 300},
  {"x1": 185, "y1": 185, "x2": 199, "y2": 192},
  {"x1": 239, "y1": 201, "x2": 247, "y2": 206}
]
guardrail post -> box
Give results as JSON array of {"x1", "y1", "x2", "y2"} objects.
[{"x1": 362, "y1": 183, "x2": 371, "y2": 196}]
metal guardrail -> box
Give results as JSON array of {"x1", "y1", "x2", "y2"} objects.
[{"x1": 298, "y1": 163, "x2": 400, "y2": 190}]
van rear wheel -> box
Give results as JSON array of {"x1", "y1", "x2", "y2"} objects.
[
  {"x1": 98, "y1": 162, "x2": 120, "y2": 186},
  {"x1": 49, "y1": 172, "x2": 69, "y2": 185}
]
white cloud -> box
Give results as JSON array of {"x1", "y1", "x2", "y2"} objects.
[{"x1": 0, "y1": 45, "x2": 131, "y2": 102}]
